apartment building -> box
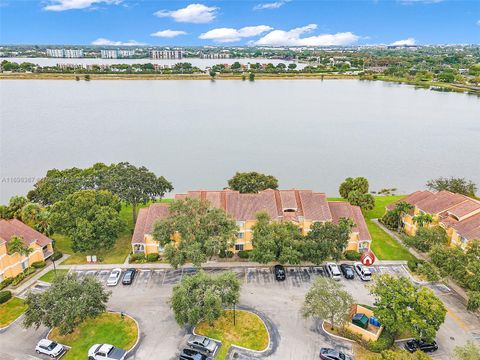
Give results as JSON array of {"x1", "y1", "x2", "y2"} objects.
[
  {"x1": 46, "y1": 49, "x2": 84, "y2": 58},
  {"x1": 150, "y1": 50, "x2": 183, "y2": 60},
  {"x1": 387, "y1": 190, "x2": 480, "y2": 250},
  {"x1": 100, "y1": 49, "x2": 135, "y2": 59},
  {"x1": 131, "y1": 189, "x2": 372, "y2": 255},
  {"x1": 0, "y1": 219, "x2": 53, "y2": 281}
]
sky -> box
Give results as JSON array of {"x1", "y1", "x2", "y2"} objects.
[{"x1": 0, "y1": 0, "x2": 479, "y2": 46}]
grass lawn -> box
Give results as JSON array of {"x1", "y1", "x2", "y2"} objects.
[
  {"x1": 54, "y1": 200, "x2": 172, "y2": 265},
  {"x1": 0, "y1": 297, "x2": 27, "y2": 327},
  {"x1": 329, "y1": 196, "x2": 415, "y2": 261},
  {"x1": 49, "y1": 312, "x2": 138, "y2": 360},
  {"x1": 38, "y1": 269, "x2": 69, "y2": 283},
  {"x1": 195, "y1": 310, "x2": 269, "y2": 360}
]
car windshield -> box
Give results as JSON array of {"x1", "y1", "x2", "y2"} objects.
[
  {"x1": 202, "y1": 338, "x2": 210, "y2": 346},
  {"x1": 339, "y1": 353, "x2": 346, "y2": 360},
  {"x1": 47, "y1": 342, "x2": 58, "y2": 350}
]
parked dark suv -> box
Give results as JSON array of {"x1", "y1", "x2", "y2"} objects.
[
  {"x1": 404, "y1": 339, "x2": 438, "y2": 353},
  {"x1": 274, "y1": 265, "x2": 286, "y2": 281},
  {"x1": 340, "y1": 264, "x2": 354, "y2": 279},
  {"x1": 122, "y1": 268, "x2": 136, "y2": 285},
  {"x1": 179, "y1": 348, "x2": 207, "y2": 360}
]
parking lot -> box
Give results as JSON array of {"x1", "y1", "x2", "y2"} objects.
[{"x1": 4, "y1": 263, "x2": 479, "y2": 360}]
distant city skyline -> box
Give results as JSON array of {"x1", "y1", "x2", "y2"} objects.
[{"x1": 0, "y1": 0, "x2": 479, "y2": 46}]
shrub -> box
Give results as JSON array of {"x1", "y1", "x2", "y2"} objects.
[
  {"x1": 130, "y1": 253, "x2": 146, "y2": 263},
  {"x1": 51, "y1": 251, "x2": 63, "y2": 261},
  {"x1": 415, "y1": 262, "x2": 441, "y2": 282},
  {"x1": 11, "y1": 272, "x2": 25, "y2": 286},
  {"x1": 407, "y1": 258, "x2": 423, "y2": 272},
  {"x1": 237, "y1": 250, "x2": 250, "y2": 259},
  {"x1": 23, "y1": 267, "x2": 36, "y2": 276},
  {"x1": 467, "y1": 291, "x2": 480, "y2": 312},
  {"x1": 366, "y1": 330, "x2": 395, "y2": 353},
  {"x1": 344, "y1": 250, "x2": 361, "y2": 261},
  {"x1": 0, "y1": 290, "x2": 12, "y2": 304},
  {"x1": 32, "y1": 261, "x2": 46, "y2": 269},
  {"x1": 381, "y1": 210, "x2": 402, "y2": 231},
  {"x1": 219, "y1": 250, "x2": 234, "y2": 258},
  {"x1": 0, "y1": 278, "x2": 14, "y2": 290},
  {"x1": 146, "y1": 253, "x2": 159, "y2": 262}
]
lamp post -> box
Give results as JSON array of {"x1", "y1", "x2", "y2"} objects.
[{"x1": 233, "y1": 301, "x2": 236, "y2": 326}]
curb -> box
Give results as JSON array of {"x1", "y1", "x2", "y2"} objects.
[
  {"x1": 0, "y1": 312, "x2": 25, "y2": 334},
  {"x1": 321, "y1": 321, "x2": 356, "y2": 343}
]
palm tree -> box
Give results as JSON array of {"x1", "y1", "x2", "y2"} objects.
[
  {"x1": 34, "y1": 210, "x2": 53, "y2": 236},
  {"x1": 413, "y1": 213, "x2": 434, "y2": 227},
  {"x1": 394, "y1": 202, "x2": 414, "y2": 232},
  {"x1": 7, "y1": 235, "x2": 33, "y2": 257}
]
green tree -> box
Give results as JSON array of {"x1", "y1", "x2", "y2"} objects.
[
  {"x1": 5, "y1": 196, "x2": 28, "y2": 219},
  {"x1": 303, "y1": 218, "x2": 354, "y2": 263},
  {"x1": 453, "y1": 340, "x2": 480, "y2": 360},
  {"x1": 50, "y1": 190, "x2": 124, "y2": 253},
  {"x1": 347, "y1": 191, "x2": 375, "y2": 211},
  {"x1": 20, "y1": 202, "x2": 42, "y2": 226},
  {"x1": 426, "y1": 177, "x2": 477, "y2": 197},
  {"x1": 23, "y1": 273, "x2": 110, "y2": 335},
  {"x1": 7, "y1": 235, "x2": 33, "y2": 257},
  {"x1": 227, "y1": 171, "x2": 278, "y2": 193},
  {"x1": 288, "y1": 63, "x2": 297, "y2": 70},
  {"x1": 339, "y1": 177, "x2": 369, "y2": 198},
  {"x1": 406, "y1": 226, "x2": 448, "y2": 252},
  {"x1": 249, "y1": 72, "x2": 255, "y2": 81},
  {"x1": 102, "y1": 162, "x2": 173, "y2": 223},
  {"x1": 412, "y1": 213, "x2": 434, "y2": 227},
  {"x1": 467, "y1": 291, "x2": 480, "y2": 312},
  {"x1": 250, "y1": 212, "x2": 303, "y2": 264},
  {"x1": 153, "y1": 198, "x2": 238, "y2": 268},
  {"x1": 302, "y1": 277, "x2": 354, "y2": 330},
  {"x1": 370, "y1": 274, "x2": 446, "y2": 342},
  {"x1": 34, "y1": 210, "x2": 54, "y2": 236},
  {"x1": 170, "y1": 270, "x2": 240, "y2": 327}
]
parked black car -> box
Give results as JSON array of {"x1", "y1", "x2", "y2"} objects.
[
  {"x1": 179, "y1": 348, "x2": 207, "y2": 360},
  {"x1": 319, "y1": 347, "x2": 353, "y2": 360},
  {"x1": 274, "y1": 265, "x2": 286, "y2": 281},
  {"x1": 405, "y1": 340, "x2": 438, "y2": 353},
  {"x1": 340, "y1": 264, "x2": 354, "y2": 279},
  {"x1": 122, "y1": 268, "x2": 136, "y2": 285}
]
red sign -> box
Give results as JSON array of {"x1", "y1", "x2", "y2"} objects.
[{"x1": 361, "y1": 251, "x2": 376, "y2": 266}]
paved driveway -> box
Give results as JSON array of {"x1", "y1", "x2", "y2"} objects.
[{"x1": 2, "y1": 264, "x2": 479, "y2": 360}]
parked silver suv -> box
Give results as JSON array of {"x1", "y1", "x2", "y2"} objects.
[{"x1": 187, "y1": 335, "x2": 218, "y2": 355}]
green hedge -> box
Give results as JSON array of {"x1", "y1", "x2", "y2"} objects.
[
  {"x1": 344, "y1": 250, "x2": 361, "y2": 261},
  {"x1": 51, "y1": 251, "x2": 63, "y2": 261},
  {"x1": 146, "y1": 253, "x2": 159, "y2": 262},
  {"x1": 32, "y1": 261, "x2": 46, "y2": 269},
  {"x1": 237, "y1": 250, "x2": 250, "y2": 259},
  {"x1": 130, "y1": 253, "x2": 146, "y2": 263},
  {"x1": 0, "y1": 290, "x2": 12, "y2": 304},
  {"x1": 0, "y1": 278, "x2": 13, "y2": 290},
  {"x1": 366, "y1": 330, "x2": 395, "y2": 353}
]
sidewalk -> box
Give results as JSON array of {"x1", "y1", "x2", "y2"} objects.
[
  {"x1": 11, "y1": 254, "x2": 70, "y2": 296},
  {"x1": 56, "y1": 259, "x2": 407, "y2": 271}
]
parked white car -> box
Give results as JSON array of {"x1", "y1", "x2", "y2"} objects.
[
  {"x1": 35, "y1": 339, "x2": 66, "y2": 358},
  {"x1": 326, "y1": 262, "x2": 341, "y2": 281},
  {"x1": 88, "y1": 344, "x2": 126, "y2": 360},
  {"x1": 354, "y1": 262, "x2": 372, "y2": 281},
  {"x1": 106, "y1": 268, "x2": 122, "y2": 286}
]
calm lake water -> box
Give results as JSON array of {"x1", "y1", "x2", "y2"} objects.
[{"x1": 0, "y1": 79, "x2": 479, "y2": 203}]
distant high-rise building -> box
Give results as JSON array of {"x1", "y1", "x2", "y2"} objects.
[
  {"x1": 101, "y1": 49, "x2": 136, "y2": 59},
  {"x1": 150, "y1": 50, "x2": 183, "y2": 60},
  {"x1": 200, "y1": 52, "x2": 231, "y2": 59},
  {"x1": 46, "y1": 49, "x2": 84, "y2": 58}
]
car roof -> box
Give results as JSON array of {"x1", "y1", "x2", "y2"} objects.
[
  {"x1": 98, "y1": 344, "x2": 113, "y2": 353},
  {"x1": 38, "y1": 339, "x2": 54, "y2": 346}
]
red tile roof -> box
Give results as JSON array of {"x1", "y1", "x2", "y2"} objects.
[
  {"x1": 0, "y1": 219, "x2": 52, "y2": 247},
  {"x1": 416, "y1": 191, "x2": 466, "y2": 214},
  {"x1": 446, "y1": 198, "x2": 480, "y2": 220},
  {"x1": 386, "y1": 190, "x2": 434, "y2": 211},
  {"x1": 451, "y1": 212, "x2": 480, "y2": 241},
  {"x1": 328, "y1": 202, "x2": 371, "y2": 241},
  {"x1": 131, "y1": 204, "x2": 170, "y2": 244}
]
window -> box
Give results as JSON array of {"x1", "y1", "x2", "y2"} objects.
[
  {"x1": 158, "y1": 244, "x2": 164, "y2": 252},
  {"x1": 235, "y1": 244, "x2": 244, "y2": 251},
  {"x1": 236, "y1": 221, "x2": 245, "y2": 228},
  {"x1": 21, "y1": 259, "x2": 29, "y2": 270},
  {"x1": 237, "y1": 232, "x2": 244, "y2": 239}
]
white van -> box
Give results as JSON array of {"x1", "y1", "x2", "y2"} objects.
[
  {"x1": 353, "y1": 262, "x2": 372, "y2": 281},
  {"x1": 326, "y1": 262, "x2": 342, "y2": 281}
]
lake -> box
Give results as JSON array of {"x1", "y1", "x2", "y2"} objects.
[
  {"x1": 0, "y1": 79, "x2": 479, "y2": 203},
  {"x1": 0, "y1": 57, "x2": 305, "y2": 70}
]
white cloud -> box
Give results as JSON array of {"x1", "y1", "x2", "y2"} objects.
[
  {"x1": 43, "y1": 0, "x2": 121, "y2": 11},
  {"x1": 252, "y1": 24, "x2": 360, "y2": 46},
  {"x1": 253, "y1": 0, "x2": 289, "y2": 10},
  {"x1": 91, "y1": 38, "x2": 146, "y2": 46},
  {"x1": 154, "y1": 3, "x2": 217, "y2": 24},
  {"x1": 199, "y1": 25, "x2": 273, "y2": 43},
  {"x1": 151, "y1": 30, "x2": 187, "y2": 38},
  {"x1": 390, "y1": 37, "x2": 416, "y2": 46}
]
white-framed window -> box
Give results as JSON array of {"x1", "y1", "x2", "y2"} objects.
[
  {"x1": 235, "y1": 244, "x2": 244, "y2": 251},
  {"x1": 21, "y1": 259, "x2": 29, "y2": 270},
  {"x1": 237, "y1": 232, "x2": 244, "y2": 239},
  {"x1": 158, "y1": 244, "x2": 165, "y2": 252},
  {"x1": 236, "y1": 221, "x2": 245, "y2": 228},
  {"x1": 460, "y1": 236, "x2": 468, "y2": 244}
]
